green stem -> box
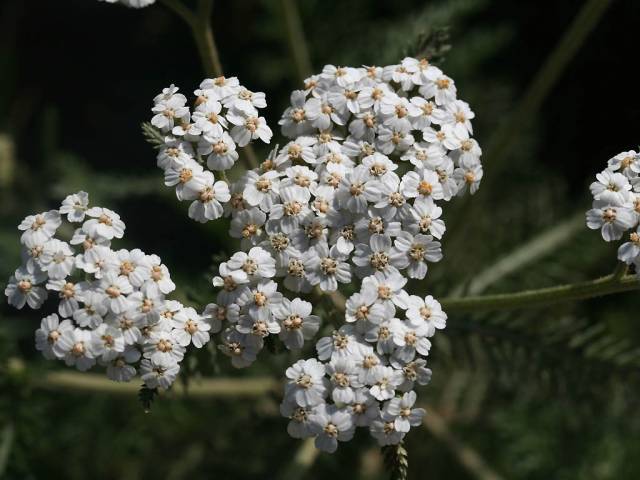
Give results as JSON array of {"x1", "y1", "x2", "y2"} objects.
[
  {"x1": 441, "y1": 273, "x2": 638, "y2": 314},
  {"x1": 279, "y1": 0, "x2": 312, "y2": 85}
]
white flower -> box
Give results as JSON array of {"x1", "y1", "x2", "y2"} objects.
[
  {"x1": 394, "y1": 231, "x2": 443, "y2": 279},
  {"x1": 83, "y1": 207, "x2": 126, "y2": 240},
  {"x1": 75, "y1": 245, "x2": 118, "y2": 278},
  {"x1": 280, "y1": 401, "x2": 316, "y2": 439},
  {"x1": 607, "y1": 150, "x2": 640, "y2": 177},
  {"x1": 40, "y1": 239, "x2": 74, "y2": 279},
  {"x1": 105, "y1": 347, "x2": 140, "y2": 382},
  {"x1": 60, "y1": 191, "x2": 89, "y2": 222},
  {"x1": 205, "y1": 132, "x2": 239, "y2": 171},
  {"x1": 618, "y1": 228, "x2": 640, "y2": 264},
  {"x1": 223, "y1": 87, "x2": 266, "y2": 114},
  {"x1": 269, "y1": 186, "x2": 312, "y2": 233},
  {"x1": 99, "y1": 271, "x2": 133, "y2": 314},
  {"x1": 230, "y1": 207, "x2": 267, "y2": 249},
  {"x1": 369, "y1": 365, "x2": 403, "y2": 401},
  {"x1": 5, "y1": 263, "x2": 47, "y2": 309},
  {"x1": 151, "y1": 91, "x2": 189, "y2": 131},
  {"x1": 361, "y1": 270, "x2": 410, "y2": 312},
  {"x1": 586, "y1": 200, "x2": 636, "y2": 241},
  {"x1": 227, "y1": 111, "x2": 273, "y2": 146},
  {"x1": 352, "y1": 234, "x2": 404, "y2": 279},
  {"x1": 273, "y1": 297, "x2": 320, "y2": 350},
  {"x1": 185, "y1": 171, "x2": 231, "y2": 223},
  {"x1": 140, "y1": 357, "x2": 180, "y2": 389},
  {"x1": 144, "y1": 330, "x2": 185, "y2": 364},
  {"x1": 400, "y1": 169, "x2": 444, "y2": 201},
  {"x1": 398, "y1": 359, "x2": 432, "y2": 391},
  {"x1": 35, "y1": 313, "x2": 73, "y2": 360},
  {"x1": 115, "y1": 248, "x2": 151, "y2": 287},
  {"x1": 218, "y1": 328, "x2": 262, "y2": 368},
  {"x1": 172, "y1": 307, "x2": 211, "y2": 348},
  {"x1": 303, "y1": 243, "x2": 352, "y2": 292},
  {"x1": 382, "y1": 390, "x2": 425, "y2": 432},
  {"x1": 403, "y1": 197, "x2": 446, "y2": 239},
  {"x1": 406, "y1": 295, "x2": 447, "y2": 336},
  {"x1": 46, "y1": 279, "x2": 81, "y2": 318},
  {"x1": 389, "y1": 317, "x2": 431, "y2": 364},
  {"x1": 370, "y1": 418, "x2": 405, "y2": 446},
  {"x1": 143, "y1": 256, "x2": 176, "y2": 296},
  {"x1": 18, "y1": 210, "x2": 61, "y2": 245},
  {"x1": 91, "y1": 323, "x2": 126, "y2": 361},
  {"x1": 285, "y1": 358, "x2": 329, "y2": 407},
  {"x1": 326, "y1": 358, "x2": 363, "y2": 404},
  {"x1": 347, "y1": 388, "x2": 381, "y2": 427},
  {"x1": 54, "y1": 328, "x2": 96, "y2": 371},
  {"x1": 73, "y1": 291, "x2": 108, "y2": 328},
  {"x1": 335, "y1": 165, "x2": 381, "y2": 214},
  {"x1": 309, "y1": 404, "x2": 355, "y2": 453},
  {"x1": 345, "y1": 288, "x2": 387, "y2": 325},
  {"x1": 590, "y1": 170, "x2": 632, "y2": 204}
]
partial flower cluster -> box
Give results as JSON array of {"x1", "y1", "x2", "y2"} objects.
[
  {"x1": 586, "y1": 149, "x2": 640, "y2": 267},
  {"x1": 98, "y1": 0, "x2": 155, "y2": 8},
  {"x1": 5, "y1": 192, "x2": 219, "y2": 388},
  {"x1": 151, "y1": 78, "x2": 272, "y2": 223},
  {"x1": 166, "y1": 58, "x2": 482, "y2": 451}
]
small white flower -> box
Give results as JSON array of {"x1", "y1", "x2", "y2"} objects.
[
  {"x1": 309, "y1": 404, "x2": 355, "y2": 453},
  {"x1": 83, "y1": 207, "x2": 126, "y2": 240},
  {"x1": 60, "y1": 191, "x2": 89, "y2": 222},
  {"x1": 140, "y1": 357, "x2": 180, "y2": 389},
  {"x1": 54, "y1": 328, "x2": 96, "y2": 371},
  {"x1": 274, "y1": 297, "x2": 320, "y2": 350},
  {"x1": 5, "y1": 263, "x2": 47, "y2": 309},
  {"x1": 18, "y1": 210, "x2": 61, "y2": 245},
  {"x1": 586, "y1": 200, "x2": 636, "y2": 241},
  {"x1": 35, "y1": 313, "x2": 73, "y2": 360},
  {"x1": 172, "y1": 307, "x2": 211, "y2": 348},
  {"x1": 394, "y1": 231, "x2": 443, "y2": 279},
  {"x1": 40, "y1": 239, "x2": 74, "y2": 280},
  {"x1": 382, "y1": 390, "x2": 425, "y2": 432},
  {"x1": 285, "y1": 358, "x2": 329, "y2": 407}
]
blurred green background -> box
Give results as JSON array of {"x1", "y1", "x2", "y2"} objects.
[{"x1": 1, "y1": 0, "x2": 640, "y2": 478}]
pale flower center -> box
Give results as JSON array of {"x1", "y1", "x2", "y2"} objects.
[
  {"x1": 370, "y1": 251, "x2": 389, "y2": 270},
  {"x1": 284, "y1": 315, "x2": 303, "y2": 330},
  {"x1": 17, "y1": 280, "x2": 32, "y2": 293},
  {"x1": 71, "y1": 342, "x2": 85, "y2": 357},
  {"x1": 105, "y1": 286, "x2": 121, "y2": 298},
  {"x1": 602, "y1": 208, "x2": 617, "y2": 223},
  {"x1": 253, "y1": 291, "x2": 268, "y2": 307},
  {"x1": 323, "y1": 423, "x2": 339, "y2": 438},
  {"x1": 409, "y1": 245, "x2": 425, "y2": 261},
  {"x1": 157, "y1": 339, "x2": 173, "y2": 353},
  {"x1": 320, "y1": 257, "x2": 338, "y2": 275}
]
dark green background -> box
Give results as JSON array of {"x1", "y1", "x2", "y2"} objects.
[{"x1": 1, "y1": 0, "x2": 639, "y2": 479}]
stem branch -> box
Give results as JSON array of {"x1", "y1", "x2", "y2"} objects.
[{"x1": 441, "y1": 273, "x2": 638, "y2": 314}]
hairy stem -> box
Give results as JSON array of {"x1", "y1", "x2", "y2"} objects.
[{"x1": 440, "y1": 272, "x2": 638, "y2": 313}]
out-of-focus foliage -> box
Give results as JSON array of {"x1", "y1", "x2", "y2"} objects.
[{"x1": 1, "y1": 0, "x2": 639, "y2": 478}]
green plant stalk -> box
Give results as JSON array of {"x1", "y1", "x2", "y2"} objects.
[
  {"x1": 279, "y1": 0, "x2": 312, "y2": 85},
  {"x1": 440, "y1": 273, "x2": 638, "y2": 313}
]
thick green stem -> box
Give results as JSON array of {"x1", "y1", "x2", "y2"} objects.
[{"x1": 441, "y1": 273, "x2": 638, "y2": 313}]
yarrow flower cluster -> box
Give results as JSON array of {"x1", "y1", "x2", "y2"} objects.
[
  {"x1": 5, "y1": 192, "x2": 219, "y2": 388},
  {"x1": 586, "y1": 149, "x2": 640, "y2": 268},
  {"x1": 143, "y1": 58, "x2": 481, "y2": 451},
  {"x1": 150, "y1": 78, "x2": 272, "y2": 223}
]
